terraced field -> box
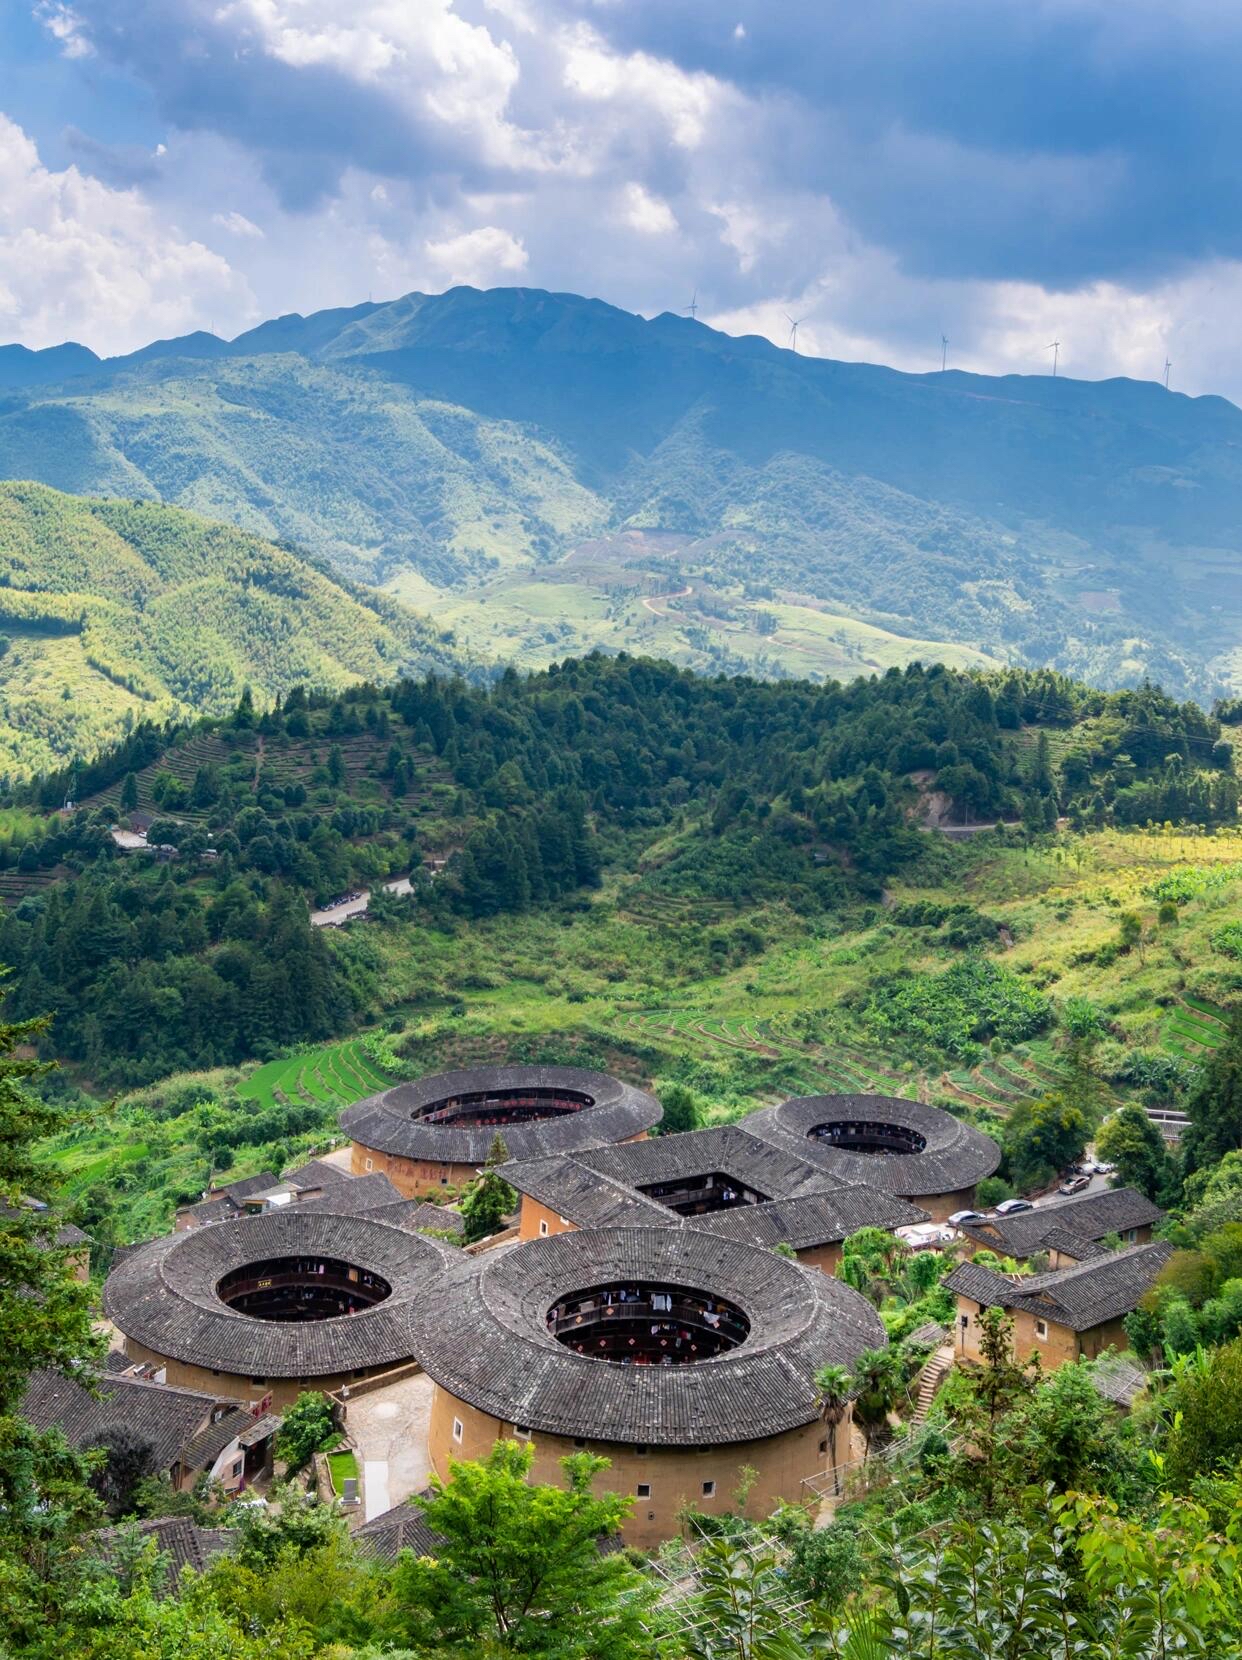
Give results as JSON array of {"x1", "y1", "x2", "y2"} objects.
[
  {"x1": 82, "y1": 729, "x2": 449, "y2": 820},
  {"x1": 236, "y1": 1038, "x2": 396, "y2": 1113},
  {"x1": 621, "y1": 1006, "x2": 1078, "y2": 1122},
  {"x1": 1163, "y1": 995, "x2": 1230, "y2": 1061}
]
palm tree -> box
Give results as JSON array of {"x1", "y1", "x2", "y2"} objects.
[
  {"x1": 851, "y1": 1347, "x2": 902, "y2": 1462},
  {"x1": 814, "y1": 1363, "x2": 853, "y2": 1495}
]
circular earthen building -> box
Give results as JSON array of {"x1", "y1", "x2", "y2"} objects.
[
  {"x1": 103, "y1": 1209, "x2": 452, "y2": 1408},
  {"x1": 411, "y1": 1225, "x2": 885, "y2": 1546},
  {"x1": 744, "y1": 1094, "x2": 1001, "y2": 1221},
  {"x1": 340, "y1": 1065, "x2": 662, "y2": 1199}
]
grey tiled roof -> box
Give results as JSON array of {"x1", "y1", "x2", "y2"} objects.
[
  {"x1": 502, "y1": 1129, "x2": 928, "y2": 1246},
  {"x1": 21, "y1": 1370, "x2": 241, "y2": 1472},
  {"x1": 688, "y1": 1189, "x2": 929, "y2": 1250},
  {"x1": 1038, "y1": 1227, "x2": 1110, "y2": 1262},
  {"x1": 292, "y1": 1173, "x2": 403, "y2": 1214},
  {"x1": 744, "y1": 1095, "x2": 1000, "y2": 1197},
  {"x1": 355, "y1": 1497, "x2": 443, "y2": 1559},
  {"x1": 410, "y1": 1225, "x2": 886, "y2": 1446},
  {"x1": 945, "y1": 1240, "x2": 1174, "y2": 1332},
  {"x1": 103, "y1": 1209, "x2": 455, "y2": 1378},
  {"x1": 94, "y1": 1517, "x2": 237, "y2": 1591},
  {"x1": 177, "y1": 1172, "x2": 281, "y2": 1227},
  {"x1": 958, "y1": 1187, "x2": 1164, "y2": 1259},
  {"x1": 283, "y1": 1159, "x2": 353, "y2": 1190},
  {"x1": 340, "y1": 1066, "x2": 662, "y2": 1166},
  {"x1": 180, "y1": 1407, "x2": 254, "y2": 1472}
]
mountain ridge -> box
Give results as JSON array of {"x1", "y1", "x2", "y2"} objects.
[{"x1": 2, "y1": 285, "x2": 1241, "y2": 699}]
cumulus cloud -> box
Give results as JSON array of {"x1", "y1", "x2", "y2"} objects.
[
  {"x1": 425, "y1": 224, "x2": 528, "y2": 286},
  {"x1": 0, "y1": 115, "x2": 251, "y2": 353},
  {"x1": 14, "y1": 0, "x2": 1242, "y2": 399}
]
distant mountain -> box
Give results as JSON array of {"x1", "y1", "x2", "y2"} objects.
[
  {"x1": 0, "y1": 482, "x2": 459, "y2": 779},
  {"x1": 2, "y1": 287, "x2": 1241, "y2": 698}
]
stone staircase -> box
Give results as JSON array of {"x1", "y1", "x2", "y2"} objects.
[{"x1": 912, "y1": 1345, "x2": 955, "y2": 1424}]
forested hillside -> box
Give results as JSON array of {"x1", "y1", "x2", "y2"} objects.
[
  {"x1": 0, "y1": 483, "x2": 460, "y2": 776},
  {"x1": 5, "y1": 287, "x2": 1242, "y2": 696},
  {"x1": 0, "y1": 653, "x2": 1233, "y2": 1090}
]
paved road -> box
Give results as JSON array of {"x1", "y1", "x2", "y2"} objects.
[{"x1": 310, "y1": 875, "x2": 415, "y2": 928}]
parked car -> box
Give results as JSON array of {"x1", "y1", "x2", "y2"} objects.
[
  {"x1": 994, "y1": 1198, "x2": 1034, "y2": 1215},
  {"x1": 948, "y1": 1209, "x2": 986, "y2": 1226},
  {"x1": 1058, "y1": 1174, "x2": 1092, "y2": 1196}
]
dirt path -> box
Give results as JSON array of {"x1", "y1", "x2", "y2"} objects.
[{"x1": 642, "y1": 584, "x2": 691, "y2": 617}]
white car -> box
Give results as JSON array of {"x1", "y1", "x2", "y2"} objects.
[
  {"x1": 994, "y1": 1198, "x2": 1034, "y2": 1215},
  {"x1": 948, "y1": 1209, "x2": 986, "y2": 1226}
]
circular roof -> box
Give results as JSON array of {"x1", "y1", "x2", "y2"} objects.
[
  {"x1": 410, "y1": 1226, "x2": 885, "y2": 1446},
  {"x1": 103, "y1": 1210, "x2": 452, "y2": 1379},
  {"x1": 340, "y1": 1065, "x2": 662, "y2": 1166},
  {"x1": 746, "y1": 1094, "x2": 1000, "y2": 1197}
]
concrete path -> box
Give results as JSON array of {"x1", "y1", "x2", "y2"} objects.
[
  {"x1": 363, "y1": 1460, "x2": 390, "y2": 1521},
  {"x1": 348, "y1": 1372, "x2": 436, "y2": 1519}
]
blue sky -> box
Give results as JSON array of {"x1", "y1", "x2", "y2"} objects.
[{"x1": 1, "y1": 0, "x2": 1238, "y2": 396}]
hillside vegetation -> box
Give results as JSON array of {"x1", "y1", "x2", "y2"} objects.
[
  {"x1": 0, "y1": 482, "x2": 460, "y2": 777},
  {"x1": 0, "y1": 652, "x2": 1233, "y2": 1098},
  {"x1": 5, "y1": 286, "x2": 1242, "y2": 696}
]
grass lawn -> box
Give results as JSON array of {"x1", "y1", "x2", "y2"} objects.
[{"x1": 328, "y1": 1449, "x2": 358, "y2": 1495}]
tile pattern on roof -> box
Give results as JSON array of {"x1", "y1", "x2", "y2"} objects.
[
  {"x1": 103, "y1": 1209, "x2": 455, "y2": 1377},
  {"x1": 411, "y1": 1225, "x2": 885, "y2": 1446},
  {"x1": 944, "y1": 1240, "x2": 1174, "y2": 1332},
  {"x1": 744, "y1": 1095, "x2": 1000, "y2": 1196},
  {"x1": 958, "y1": 1186, "x2": 1164, "y2": 1258},
  {"x1": 21, "y1": 1369, "x2": 242, "y2": 1472},
  {"x1": 340, "y1": 1065, "x2": 662, "y2": 1166},
  {"x1": 502, "y1": 1128, "x2": 929, "y2": 1245}
]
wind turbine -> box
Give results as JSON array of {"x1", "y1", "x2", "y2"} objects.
[
  {"x1": 941, "y1": 334, "x2": 948, "y2": 372},
  {"x1": 1046, "y1": 339, "x2": 1061, "y2": 377},
  {"x1": 684, "y1": 289, "x2": 699, "y2": 320},
  {"x1": 1164, "y1": 358, "x2": 1172, "y2": 390},
  {"x1": 785, "y1": 312, "x2": 808, "y2": 353}
]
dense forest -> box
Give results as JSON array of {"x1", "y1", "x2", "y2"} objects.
[{"x1": 0, "y1": 654, "x2": 1234, "y2": 1086}]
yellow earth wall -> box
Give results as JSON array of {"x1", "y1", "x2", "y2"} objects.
[{"x1": 426, "y1": 1382, "x2": 840, "y2": 1549}]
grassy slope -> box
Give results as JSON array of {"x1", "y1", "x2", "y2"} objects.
[
  {"x1": 0, "y1": 482, "x2": 459, "y2": 778},
  {"x1": 44, "y1": 822, "x2": 1242, "y2": 1242}
]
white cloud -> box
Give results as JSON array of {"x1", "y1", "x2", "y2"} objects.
[
  {"x1": 35, "y1": 2, "x2": 93, "y2": 59},
  {"x1": 212, "y1": 210, "x2": 265, "y2": 239},
  {"x1": 622, "y1": 183, "x2": 676, "y2": 236},
  {"x1": 561, "y1": 25, "x2": 721, "y2": 150},
  {"x1": 424, "y1": 224, "x2": 528, "y2": 286},
  {"x1": 0, "y1": 115, "x2": 251, "y2": 354}
]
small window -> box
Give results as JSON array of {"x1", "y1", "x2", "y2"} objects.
[
  {"x1": 440, "y1": 1177, "x2": 449, "y2": 1186},
  {"x1": 232, "y1": 1460, "x2": 243, "y2": 1477},
  {"x1": 636, "y1": 1483, "x2": 651, "y2": 1499},
  {"x1": 574, "y1": 1438, "x2": 587, "y2": 1448},
  {"x1": 818, "y1": 1439, "x2": 828, "y2": 1455},
  {"x1": 251, "y1": 1376, "x2": 267, "y2": 1386},
  {"x1": 634, "y1": 1444, "x2": 649, "y2": 1456},
  {"x1": 514, "y1": 1425, "x2": 531, "y2": 1440},
  {"x1": 1035, "y1": 1319, "x2": 1048, "y2": 1341},
  {"x1": 539, "y1": 1220, "x2": 549, "y2": 1237},
  {"x1": 452, "y1": 1417, "x2": 464, "y2": 1443},
  {"x1": 364, "y1": 1157, "x2": 373, "y2": 1172},
  {"x1": 959, "y1": 1314, "x2": 968, "y2": 1329},
  {"x1": 702, "y1": 1481, "x2": 716, "y2": 1497},
  {"x1": 1125, "y1": 1228, "x2": 1137, "y2": 1243}
]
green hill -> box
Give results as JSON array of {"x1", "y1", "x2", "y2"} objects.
[
  {"x1": 0, "y1": 482, "x2": 460, "y2": 778},
  {"x1": 4, "y1": 287, "x2": 1242, "y2": 698}
]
